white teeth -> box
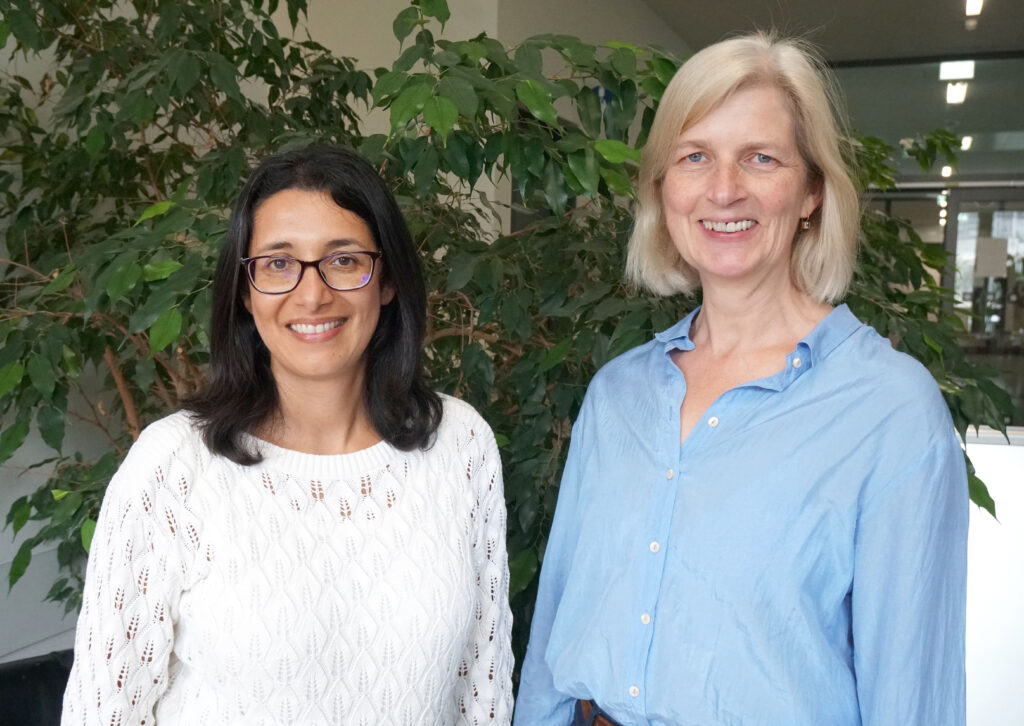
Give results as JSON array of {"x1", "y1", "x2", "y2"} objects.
[
  {"x1": 289, "y1": 319, "x2": 343, "y2": 334},
  {"x1": 702, "y1": 219, "x2": 755, "y2": 233}
]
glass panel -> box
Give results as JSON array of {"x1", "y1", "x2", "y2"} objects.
[{"x1": 954, "y1": 200, "x2": 1024, "y2": 425}]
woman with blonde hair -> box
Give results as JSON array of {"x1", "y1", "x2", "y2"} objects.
[{"x1": 516, "y1": 33, "x2": 966, "y2": 726}]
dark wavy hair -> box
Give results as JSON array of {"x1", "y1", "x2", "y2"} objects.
[{"x1": 183, "y1": 145, "x2": 442, "y2": 464}]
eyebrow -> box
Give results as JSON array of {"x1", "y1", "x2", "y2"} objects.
[{"x1": 251, "y1": 238, "x2": 366, "y2": 255}]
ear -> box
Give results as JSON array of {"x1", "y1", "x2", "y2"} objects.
[
  {"x1": 802, "y1": 177, "x2": 823, "y2": 219},
  {"x1": 242, "y1": 288, "x2": 252, "y2": 314},
  {"x1": 380, "y1": 281, "x2": 396, "y2": 306}
]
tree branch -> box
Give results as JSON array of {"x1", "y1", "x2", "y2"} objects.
[{"x1": 103, "y1": 346, "x2": 140, "y2": 441}]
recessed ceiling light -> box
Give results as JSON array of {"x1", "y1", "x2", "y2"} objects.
[
  {"x1": 940, "y1": 217, "x2": 948, "y2": 226},
  {"x1": 946, "y1": 82, "x2": 968, "y2": 104},
  {"x1": 941, "y1": 165, "x2": 953, "y2": 178},
  {"x1": 940, "y1": 208, "x2": 948, "y2": 218},
  {"x1": 960, "y1": 135, "x2": 973, "y2": 150},
  {"x1": 938, "y1": 195, "x2": 948, "y2": 208},
  {"x1": 966, "y1": 0, "x2": 984, "y2": 17},
  {"x1": 939, "y1": 60, "x2": 975, "y2": 80}
]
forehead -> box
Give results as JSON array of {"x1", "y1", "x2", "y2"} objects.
[
  {"x1": 249, "y1": 188, "x2": 374, "y2": 253},
  {"x1": 676, "y1": 84, "x2": 798, "y2": 144}
]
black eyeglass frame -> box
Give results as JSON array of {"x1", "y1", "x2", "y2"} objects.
[{"x1": 240, "y1": 250, "x2": 383, "y2": 294}]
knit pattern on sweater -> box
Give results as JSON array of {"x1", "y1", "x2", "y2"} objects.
[{"x1": 62, "y1": 395, "x2": 513, "y2": 725}]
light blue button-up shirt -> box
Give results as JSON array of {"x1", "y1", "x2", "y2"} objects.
[{"x1": 515, "y1": 305, "x2": 967, "y2": 726}]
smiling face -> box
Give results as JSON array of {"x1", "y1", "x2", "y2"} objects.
[
  {"x1": 243, "y1": 188, "x2": 393, "y2": 392},
  {"x1": 660, "y1": 84, "x2": 821, "y2": 293}
]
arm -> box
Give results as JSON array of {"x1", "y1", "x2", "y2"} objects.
[
  {"x1": 455, "y1": 421, "x2": 514, "y2": 725},
  {"x1": 852, "y1": 430, "x2": 968, "y2": 726},
  {"x1": 513, "y1": 414, "x2": 586, "y2": 726},
  {"x1": 62, "y1": 429, "x2": 195, "y2": 726}
]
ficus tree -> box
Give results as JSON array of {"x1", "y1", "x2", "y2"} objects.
[{"x1": 0, "y1": 0, "x2": 1014, "y2": 672}]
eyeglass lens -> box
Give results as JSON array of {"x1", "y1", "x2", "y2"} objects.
[{"x1": 250, "y1": 253, "x2": 375, "y2": 292}]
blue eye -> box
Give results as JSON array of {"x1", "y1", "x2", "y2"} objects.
[
  {"x1": 685, "y1": 152, "x2": 705, "y2": 163},
  {"x1": 754, "y1": 153, "x2": 774, "y2": 163}
]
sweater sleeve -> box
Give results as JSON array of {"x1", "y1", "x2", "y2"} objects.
[
  {"x1": 454, "y1": 416, "x2": 514, "y2": 725},
  {"x1": 62, "y1": 420, "x2": 201, "y2": 726}
]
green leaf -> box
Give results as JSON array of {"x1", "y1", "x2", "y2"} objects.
[
  {"x1": 84, "y1": 126, "x2": 106, "y2": 157},
  {"x1": 135, "y1": 201, "x2": 176, "y2": 226},
  {"x1": 51, "y1": 489, "x2": 70, "y2": 501},
  {"x1": 508, "y1": 548, "x2": 538, "y2": 598},
  {"x1": 445, "y1": 253, "x2": 477, "y2": 292},
  {"x1": 968, "y1": 472, "x2": 996, "y2": 517},
  {"x1": 149, "y1": 308, "x2": 183, "y2": 354},
  {"x1": 10, "y1": 502, "x2": 30, "y2": 536},
  {"x1": 437, "y1": 74, "x2": 478, "y2": 117},
  {"x1": 420, "y1": 0, "x2": 451, "y2": 24},
  {"x1": 600, "y1": 166, "x2": 635, "y2": 197},
  {"x1": 81, "y1": 518, "x2": 97, "y2": 553},
  {"x1": 0, "y1": 419, "x2": 29, "y2": 466},
  {"x1": 515, "y1": 80, "x2": 558, "y2": 126},
  {"x1": 40, "y1": 266, "x2": 77, "y2": 295},
  {"x1": 390, "y1": 80, "x2": 433, "y2": 130},
  {"x1": 207, "y1": 52, "x2": 242, "y2": 99},
  {"x1": 594, "y1": 138, "x2": 641, "y2": 164},
  {"x1": 392, "y1": 7, "x2": 420, "y2": 42},
  {"x1": 171, "y1": 51, "x2": 201, "y2": 95},
  {"x1": 37, "y1": 405, "x2": 65, "y2": 452},
  {"x1": 27, "y1": 354, "x2": 56, "y2": 400},
  {"x1": 106, "y1": 261, "x2": 143, "y2": 303},
  {"x1": 538, "y1": 338, "x2": 572, "y2": 373},
  {"x1": 142, "y1": 260, "x2": 183, "y2": 281},
  {"x1": 9, "y1": 540, "x2": 32, "y2": 591},
  {"x1": 423, "y1": 96, "x2": 459, "y2": 143},
  {"x1": 567, "y1": 148, "x2": 600, "y2": 196},
  {"x1": 372, "y1": 70, "x2": 409, "y2": 105},
  {"x1": 0, "y1": 362, "x2": 24, "y2": 398},
  {"x1": 51, "y1": 492, "x2": 83, "y2": 525},
  {"x1": 576, "y1": 86, "x2": 602, "y2": 137}
]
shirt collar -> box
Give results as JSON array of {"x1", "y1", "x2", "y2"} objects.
[{"x1": 653, "y1": 303, "x2": 863, "y2": 387}]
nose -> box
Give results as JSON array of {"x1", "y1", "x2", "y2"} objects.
[
  {"x1": 291, "y1": 264, "x2": 334, "y2": 308},
  {"x1": 707, "y1": 162, "x2": 746, "y2": 206}
]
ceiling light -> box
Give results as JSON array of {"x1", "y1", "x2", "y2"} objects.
[
  {"x1": 946, "y1": 82, "x2": 968, "y2": 104},
  {"x1": 960, "y1": 135, "x2": 973, "y2": 150},
  {"x1": 965, "y1": 0, "x2": 983, "y2": 16},
  {"x1": 939, "y1": 60, "x2": 975, "y2": 80},
  {"x1": 941, "y1": 165, "x2": 953, "y2": 178},
  {"x1": 940, "y1": 217, "x2": 948, "y2": 226},
  {"x1": 940, "y1": 209, "x2": 948, "y2": 218},
  {"x1": 938, "y1": 195, "x2": 948, "y2": 208}
]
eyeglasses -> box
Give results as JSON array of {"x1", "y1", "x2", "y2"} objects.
[{"x1": 241, "y1": 250, "x2": 383, "y2": 294}]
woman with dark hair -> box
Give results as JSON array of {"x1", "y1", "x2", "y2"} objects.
[{"x1": 62, "y1": 146, "x2": 513, "y2": 725}]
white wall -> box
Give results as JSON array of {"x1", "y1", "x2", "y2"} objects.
[{"x1": 965, "y1": 434, "x2": 1024, "y2": 726}]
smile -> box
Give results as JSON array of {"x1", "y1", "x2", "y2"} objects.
[
  {"x1": 287, "y1": 319, "x2": 344, "y2": 334},
  {"x1": 701, "y1": 219, "x2": 756, "y2": 233}
]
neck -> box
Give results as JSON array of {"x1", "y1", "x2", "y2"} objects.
[
  {"x1": 693, "y1": 276, "x2": 832, "y2": 355},
  {"x1": 260, "y1": 365, "x2": 380, "y2": 455}
]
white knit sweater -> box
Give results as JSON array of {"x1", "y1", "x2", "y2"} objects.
[{"x1": 62, "y1": 395, "x2": 513, "y2": 726}]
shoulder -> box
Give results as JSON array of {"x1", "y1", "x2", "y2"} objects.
[
  {"x1": 432, "y1": 394, "x2": 499, "y2": 451},
  {"x1": 106, "y1": 411, "x2": 209, "y2": 501},
  {"x1": 825, "y1": 318, "x2": 955, "y2": 449},
  {"x1": 588, "y1": 337, "x2": 661, "y2": 399}
]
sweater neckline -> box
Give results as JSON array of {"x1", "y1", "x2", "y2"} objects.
[{"x1": 242, "y1": 433, "x2": 399, "y2": 477}]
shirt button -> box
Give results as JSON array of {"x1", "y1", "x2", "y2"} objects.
[
  {"x1": 665, "y1": 468, "x2": 675, "y2": 480},
  {"x1": 708, "y1": 416, "x2": 719, "y2": 428},
  {"x1": 629, "y1": 685, "x2": 640, "y2": 697},
  {"x1": 649, "y1": 541, "x2": 660, "y2": 553},
  {"x1": 793, "y1": 357, "x2": 803, "y2": 368},
  {"x1": 641, "y1": 613, "x2": 651, "y2": 624}
]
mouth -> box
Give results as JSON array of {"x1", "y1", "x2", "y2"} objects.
[
  {"x1": 287, "y1": 319, "x2": 345, "y2": 335},
  {"x1": 701, "y1": 219, "x2": 756, "y2": 233}
]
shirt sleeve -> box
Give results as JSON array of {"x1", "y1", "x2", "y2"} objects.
[
  {"x1": 514, "y1": 411, "x2": 587, "y2": 726},
  {"x1": 62, "y1": 429, "x2": 197, "y2": 726},
  {"x1": 455, "y1": 422, "x2": 514, "y2": 725},
  {"x1": 851, "y1": 429, "x2": 968, "y2": 726}
]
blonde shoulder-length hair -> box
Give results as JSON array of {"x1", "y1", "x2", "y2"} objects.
[{"x1": 626, "y1": 31, "x2": 860, "y2": 303}]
